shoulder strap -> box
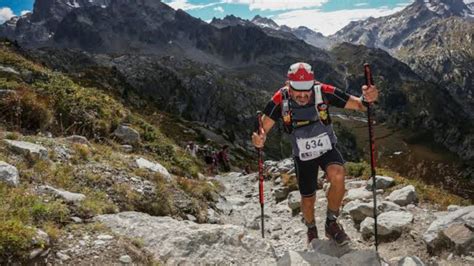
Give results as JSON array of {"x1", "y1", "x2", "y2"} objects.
[
  {"x1": 280, "y1": 86, "x2": 292, "y2": 126},
  {"x1": 313, "y1": 83, "x2": 323, "y2": 105}
]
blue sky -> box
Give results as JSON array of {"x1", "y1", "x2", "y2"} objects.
[
  {"x1": 2, "y1": 0, "x2": 461, "y2": 35},
  {"x1": 162, "y1": 0, "x2": 415, "y2": 34}
]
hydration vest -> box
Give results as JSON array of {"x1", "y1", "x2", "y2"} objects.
[{"x1": 280, "y1": 83, "x2": 332, "y2": 134}]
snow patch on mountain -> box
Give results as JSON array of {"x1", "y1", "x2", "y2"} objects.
[{"x1": 67, "y1": 0, "x2": 81, "y2": 8}]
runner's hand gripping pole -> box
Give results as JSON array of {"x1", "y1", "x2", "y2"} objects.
[
  {"x1": 256, "y1": 111, "x2": 265, "y2": 238},
  {"x1": 364, "y1": 63, "x2": 379, "y2": 251}
]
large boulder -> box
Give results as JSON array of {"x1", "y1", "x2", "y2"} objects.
[
  {"x1": 113, "y1": 125, "x2": 140, "y2": 145},
  {"x1": 397, "y1": 256, "x2": 425, "y2": 266},
  {"x1": 277, "y1": 249, "x2": 380, "y2": 266},
  {"x1": 340, "y1": 250, "x2": 380, "y2": 266},
  {"x1": 423, "y1": 205, "x2": 474, "y2": 253},
  {"x1": 345, "y1": 180, "x2": 367, "y2": 190},
  {"x1": 343, "y1": 200, "x2": 402, "y2": 224},
  {"x1": 94, "y1": 211, "x2": 276, "y2": 264},
  {"x1": 4, "y1": 139, "x2": 48, "y2": 160},
  {"x1": 277, "y1": 250, "x2": 339, "y2": 266},
  {"x1": 0, "y1": 161, "x2": 19, "y2": 187},
  {"x1": 38, "y1": 185, "x2": 86, "y2": 203},
  {"x1": 342, "y1": 200, "x2": 376, "y2": 224},
  {"x1": 272, "y1": 186, "x2": 290, "y2": 202},
  {"x1": 287, "y1": 191, "x2": 301, "y2": 213},
  {"x1": 135, "y1": 158, "x2": 171, "y2": 180},
  {"x1": 366, "y1": 175, "x2": 395, "y2": 190},
  {"x1": 379, "y1": 201, "x2": 402, "y2": 212},
  {"x1": 344, "y1": 187, "x2": 373, "y2": 202},
  {"x1": 447, "y1": 205, "x2": 461, "y2": 212},
  {"x1": 264, "y1": 160, "x2": 278, "y2": 168},
  {"x1": 29, "y1": 228, "x2": 50, "y2": 260},
  {"x1": 309, "y1": 239, "x2": 353, "y2": 258},
  {"x1": 65, "y1": 135, "x2": 91, "y2": 146},
  {"x1": 439, "y1": 223, "x2": 474, "y2": 255},
  {"x1": 32, "y1": 228, "x2": 50, "y2": 247},
  {"x1": 360, "y1": 211, "x2": 414, "y2": 240},
  {"x1": 0, "y1": 66, "x2": 20, "y2": 75},
  {"x1": 387, "y1": 185, "x2": 417, "y2": 206},
  {"x1": 276, "y1": 158, "x2": 294, "y2": 172}
]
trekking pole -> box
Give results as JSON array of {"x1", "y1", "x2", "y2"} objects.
[
  {"x1": 364, "y1": 63, "x2": 379, "y2": 251},
  {"x1": 256, "y1": 111, "x2": 265, "y2": 238}
]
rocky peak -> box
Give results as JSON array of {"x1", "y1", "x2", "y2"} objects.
[
  {"x1": 294, "y1": 26, "x2": 324, "y2": 38},
  {"x1": 468, "y1": 2, "x2": 474, "y2": 12},
  {"x1": 31, "y1": 0, "x2": 110, "y2": 22},
  {"x1": 109, "y1": 0, "x2": 172, "y2": 11},
  {"x1": 279, "y1": 25, "x2": 292, "y2": 32},
  {"x1": 412, "y1": 0, "x2": 473, "y2": 18},
  {"x1": 0, "y1": 0, "x2": 111, "y2": 46},
  {"x1": 290, "y1": 26, "x2": 333, "y2": 50},
  {"x1": 251, "y1": 15, "x2": 279, "y2": 29},
  {"x1": 332, "y1": 0, "x2": 473, "y2": 51},
  {"x1": 210, "y1": 15, "x2": 253, "y2": 28}
]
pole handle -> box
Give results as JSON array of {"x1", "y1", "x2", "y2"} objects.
[
  {"x1": 364, "y1": 63, "x2": 374, "y2": 87},
  {"x1": 256, "y1": 111, "x2": 263, "y2": 135}
]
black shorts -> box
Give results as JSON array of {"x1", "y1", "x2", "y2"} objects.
[{"x1": 294, "y1": 147, "x2": 345, "y2": 197}]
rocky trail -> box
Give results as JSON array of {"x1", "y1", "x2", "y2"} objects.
[
  {"x1": 66, "y1": 166, "x2": 474, "y2": 265},
  {"x1": 1, "y1": 137, "x2": 473, "y2": 265}
]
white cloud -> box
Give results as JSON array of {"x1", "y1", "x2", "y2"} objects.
[
  {"x1": 222, "y1": 0, "x2": 329, "y2": 11},
  {"x1": 0, "y1": 7, "x2": 15, "y2": 23},
  {"x1": 214, "y1": 6, "x2": 224, "y2": 12},
  {"x1": 396, "y1": 1, "x2": 413, "y2": 6},
  {"x1": 20, "y1": 10, "x2": 31, "y2": 16},
  {"x1": 164, "y1": 0, "x2": 219, "y2": 10},
  {"x1": 273, "y1": 6, "x2": 407, "y2": 36}
]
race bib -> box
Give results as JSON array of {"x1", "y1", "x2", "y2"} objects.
[{"x1": 296, "y1": 133, "x2": 332, "y2": 161}]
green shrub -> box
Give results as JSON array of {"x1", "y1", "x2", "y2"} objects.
[
  {"x1": 34, "y1": 75, "x2": 125, "y2": 139},
  {"x1": 42, "y1": 221, "x2": 62, "y2": 243},
  {"x1": 0, "y1": 88, "x2": 52, "y2": 132},
  {"x1": 141, "y1": 177, "x2": 176, "y2": 217},
  {"x1": 4, "y1": 132, "x2": 20, "y2": 140},
  {"x1": 0, "y1": 184, "x2": 70, "y2": 225},
  {"x1": 177, "y1": 177, "x2": 220, "y2": 202},
  {"x1": 112, "y1": 183, "x2": 141, "y2": 211},
  {"x1": 0, "y1": 219, "x2": 36, "y2": 260},
  {"x1": 31, "y1": 201, "x2": 70, "y2": 224},
  {"x1": 71, "y1": 143, "x2": 91, "y2": 163},
  {"x1": 345, "y1": 161, "x2": 370, "y2": 178},
  {"x1": 76, "y1": 189, "x2": 117, "y2": 218},
  {"x1": 0, "y1": 183, "x2": 69, "y2": 260}
]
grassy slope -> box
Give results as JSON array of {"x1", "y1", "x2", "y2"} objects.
[{"x1": 0, "y1": 40, "x2": 222, "y2": 261}]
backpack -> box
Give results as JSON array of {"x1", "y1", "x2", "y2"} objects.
[{"x1": 280, "y1": 83, "x2": 331, "y2": 134}]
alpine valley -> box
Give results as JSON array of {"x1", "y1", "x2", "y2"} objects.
[{"x1": 0, "y1": 0, "x2": 473, "y2": 264}]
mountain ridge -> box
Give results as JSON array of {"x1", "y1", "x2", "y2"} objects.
[{"x1": 1, "y1": 0, "x2": 472, "y2": 179}]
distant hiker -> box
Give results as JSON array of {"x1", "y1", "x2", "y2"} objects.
[
  {"x1": 185, "y1": 141, "x2": 198, "y2": 157},
  {"x1": 216, "y1": 145, "x2": 231, "y2": 172},
  {"x1": 251, "y1": 62, "x2": 378, "y2": 245},
  {"x1": 242, "y1": 165, "x2": 251, "y2": 175},
  {"x1": 201, "y1": 144, "x2": 216, "y2": 175}
]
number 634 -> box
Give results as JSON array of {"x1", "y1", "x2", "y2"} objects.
[{"x1": 306, "y1": 139, "x2": 323, "y2": 150}]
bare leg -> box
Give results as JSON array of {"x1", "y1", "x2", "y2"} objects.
[
  {"x1": 301, "y1": 194, "x2": 316, "y2": 223},
  {"x1": 324, "y1": 164, "x2": 350, "y2": 245},
  {"x1": 326, "y1": 164, "x2": 346, "y2": 213}
]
